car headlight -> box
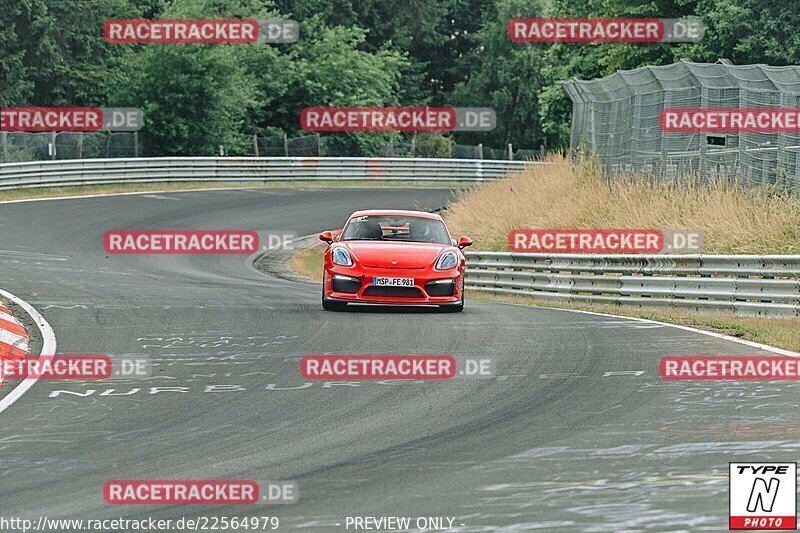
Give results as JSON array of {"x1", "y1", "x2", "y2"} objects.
[
  {"x1": 331, "y1": 247, "x2": 354, "y2": 267},
  {"x1": 435, "y1": 251, "x2": 458, "y2": 270}
]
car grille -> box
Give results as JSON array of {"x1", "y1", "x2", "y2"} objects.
[
  {"x1": 332, "y1": 275, "x2": 361, "y2": 294},
  {"x1": 363, "y1": 286, "x2": 424, "y2": 298},
  {"x1": 425, "y1": 279, "x2": 455, "y2": 297}
]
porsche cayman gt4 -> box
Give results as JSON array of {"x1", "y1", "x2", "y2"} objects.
[{"x1": 320, "y1": 210, "x2": 472, "y2": 311}]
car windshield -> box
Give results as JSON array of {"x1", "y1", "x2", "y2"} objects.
[{"x1": 341, "y1": 215, "x2": 451, "y2": 244}]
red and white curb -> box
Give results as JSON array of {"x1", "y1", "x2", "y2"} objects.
[
  {"x1": 0, "y1": 289, "x2": 57, "y2": 414},
  {"x1": 0, "y1": 304, "x2": 29, "y2": 372}
]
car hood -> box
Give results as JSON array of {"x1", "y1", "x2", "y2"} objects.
[{"x1": 343, "y1": 242, "x2": 450, "y2": 269}]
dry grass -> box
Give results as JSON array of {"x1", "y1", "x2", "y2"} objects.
[
  {"x1": 445, "y1": 155, "x2": 800, "y2": 254},
  {"x1": 441, "y1": 155, "x2": 800, "y2": 351},
  {"x1": 290, "y1": 244, "x2": 325, "y2": 281}
]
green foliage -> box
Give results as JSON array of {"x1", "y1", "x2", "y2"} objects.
[
  {"x1": 0, "y1": 0, "x2": 142, "y2": 106},
  {"x1": 414, "y1": 132, "x2": 454, "y2": 158},
  {"x1": 677, "y1": 0, "x2": 800, "y2": 65},
  {"x1": 1, "y1": 0, "x2": 798, "y2": 155}
]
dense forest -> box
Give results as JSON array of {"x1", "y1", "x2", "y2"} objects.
[{"x1": 1, "y1": 0, "x2": 798, "y2": 156}]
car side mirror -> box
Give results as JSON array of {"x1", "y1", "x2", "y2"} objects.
[
  {"x1": 319, "y1": 231, "x2": 334, "y2": 244},
  {"x1": 457, "y1": 236, "x2": 473, "y2": 249}
]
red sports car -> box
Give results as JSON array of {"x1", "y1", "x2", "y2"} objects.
[{"x1": 319, "y1": 210, "x2": 472, "y2": 312}]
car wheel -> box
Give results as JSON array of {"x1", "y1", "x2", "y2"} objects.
[{"x1": 322, "y1": 286, "x2": 347, "y2": 311}]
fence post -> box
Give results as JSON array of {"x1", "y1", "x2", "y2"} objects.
[
  {"x1": 1, "y1": 131, "x2": 7, "y2": 162},
  {"x1": 540, "y1": 144, "x2": 545, "y2": 160},
  {"x1": 283, "y1": 133, "x2": 289, "y2": 156},
  {"x1": 410, "y1": 134, "x2": 416, "y2": 157},
  {"x1": 134, "y1": 132, "x2": 139, "y2": 157},
  {"x1": 477, "y1": 143, "x2": 483, "y2": 159},
  {"x1": 507, "y1": 143, "x2": 513, "y2": 160},
  {"x1": 253, "y1": 134, "x2": 259, "y2": 157},
  {"x1": 77, "y1": 133, "x2": 83, "y2": 159},
  {"x1": 219, "y1": 145, "x2": 224, "y2": 156},
  {"x1": 105, "y1": 133, "x2": 111, "y2": 158},
  {"x1": 315, "y1": 133, "x2": 322, "y2": 156}
]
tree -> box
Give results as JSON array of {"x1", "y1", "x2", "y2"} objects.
[{"x1": 450, "y1": 0, "x2": 549, "y2": 148}]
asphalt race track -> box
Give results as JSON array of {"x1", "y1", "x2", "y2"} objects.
[{"x1": 0, "y1": 187, "x2": 796, "y2": 532}]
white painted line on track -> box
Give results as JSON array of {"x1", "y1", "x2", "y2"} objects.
[
  {"x1": 0, "y1": 289, "x2": 57, "y2": 414},
  {"x1": 260, "y1": 233, "x2": 800, "y2": 358},
  {"x1": 489, "y1": 299, "x2": 800, "y2": 357},
  {"x1": 0, "y1": 185, "x2": 451, "y2": 205},
  {"x1": 0, "y1": 186, "x2": 260, "y2": 205}
]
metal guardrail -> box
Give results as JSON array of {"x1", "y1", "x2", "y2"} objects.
[
  {"x1": 5, "y1": 156, "x2": 795, "y2": 318},
  {"x1": 465, "y1": 252, "x2": 800, "y2": 317},
  {"x1": 0, "y1": 157, "x2": 535, "y2": 190}
]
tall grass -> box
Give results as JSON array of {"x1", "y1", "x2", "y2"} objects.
[{"x1": 445, "y1": 155, "x2": 800, "y2": 254}]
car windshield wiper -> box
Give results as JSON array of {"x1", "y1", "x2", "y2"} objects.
[{"x1": 343, "y1": 237, "x2": 383, "y2": 241}]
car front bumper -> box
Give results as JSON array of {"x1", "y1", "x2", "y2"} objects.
[{"x1": 323, "y1": 266, "x2": 463, "y2": 305}]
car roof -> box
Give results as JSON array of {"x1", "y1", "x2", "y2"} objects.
[{"x1": 348, "y1": 209, "x2": 443, "y2": 221}]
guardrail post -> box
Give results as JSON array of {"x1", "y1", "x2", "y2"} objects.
[{"x1": 478, "y1": 143, "x2": 483, "y2": 159}]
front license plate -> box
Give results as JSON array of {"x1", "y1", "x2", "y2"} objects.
[{"x1": 372, "y1": 277, "x2": 414, "y2": 287}]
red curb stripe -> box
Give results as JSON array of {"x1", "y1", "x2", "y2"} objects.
[
  {"x1": 0, "y1": 306, "x2": 12, "y2": 315},
  {"x1": 0, "y1": 318, "x2": 27, "y2": 338},
  {"x1": 0, "y1": 341, "x2": 28, "y2": 360}
]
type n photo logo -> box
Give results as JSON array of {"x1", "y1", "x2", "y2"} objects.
[{"x1": 730, "y1": 463, "x2": 797, "y2": 530}]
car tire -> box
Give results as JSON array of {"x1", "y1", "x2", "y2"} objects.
[{"x1": 322, "y1": 287, "x2": 347, "y2": 311}]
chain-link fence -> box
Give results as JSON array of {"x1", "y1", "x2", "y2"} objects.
[
  {"x1": 563, "y1": 59, "x2": 800, "y2": 190},
  {"x1": 1, "y1": 132, "x2": 140, "y2": 163},
  {"x1": 253, "y1": 133, "x2": 543, "y2": 160},
  {"x1": 2, "y1": 131, "x2": 543, "y2": 163}
]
